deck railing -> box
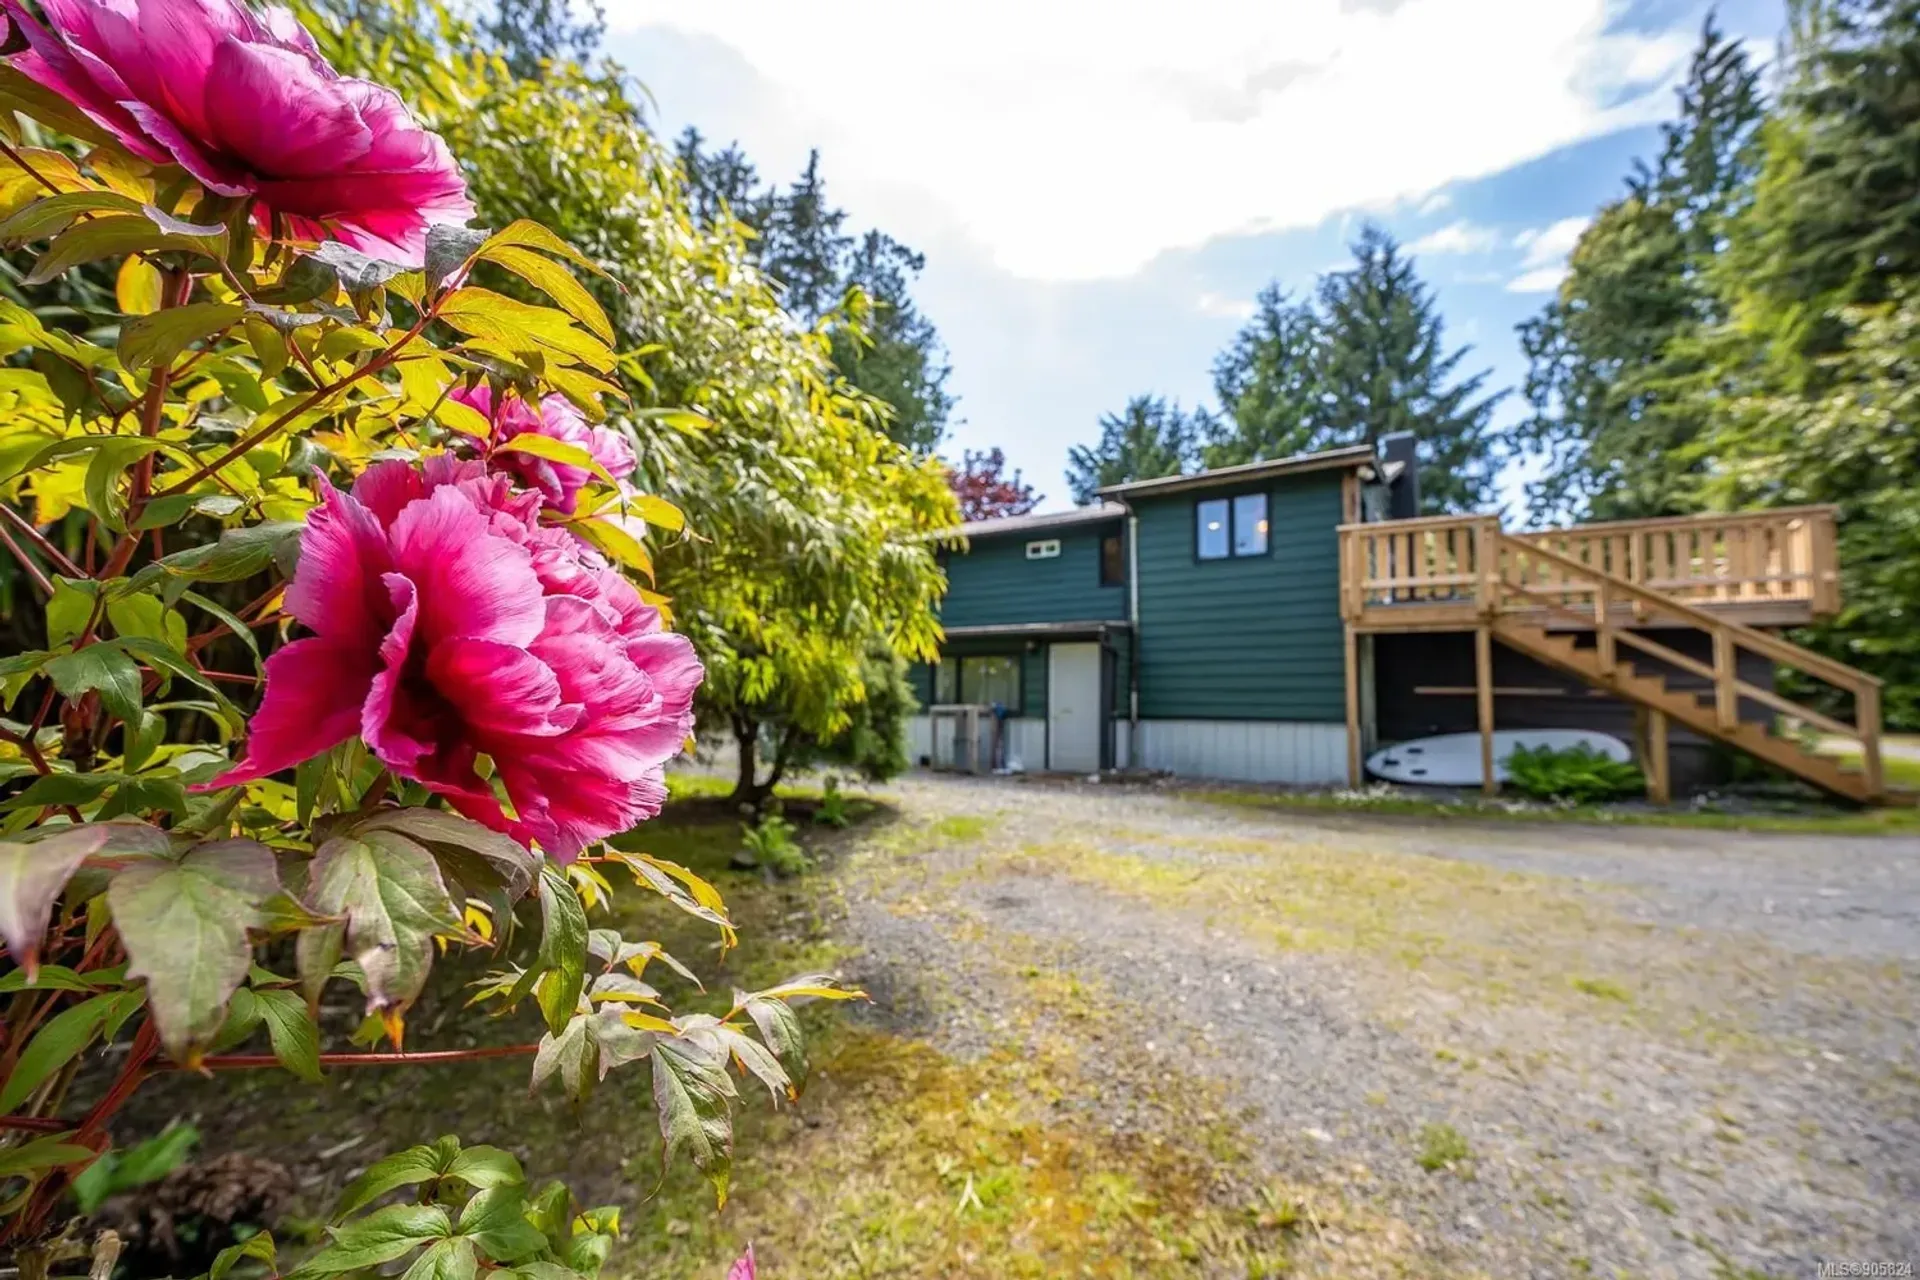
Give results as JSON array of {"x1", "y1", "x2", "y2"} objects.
[{"x1": 1338, "y1": 507, "x2": 1840, "y2": 621}]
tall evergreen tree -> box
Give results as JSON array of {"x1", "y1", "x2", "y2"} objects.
[
  {"x1": 1203, "y1": 285, "x2": 1321, "y2": 468},
  {"x1": 480, "y1": 0, "x2": 605, "y2": 77},
  {"x1": 1065, "y1": 397, "x2": 1199, "y2": 505},
  {"x1": 1312, "y1": 225, "x2": 1502, "y2": 514},
  {"x1": 1514, "y1": 17, "x2": 1765, "y2": 521},
  {"x1": 674, "y1": 134, "x2": 954, "y2": 455}
]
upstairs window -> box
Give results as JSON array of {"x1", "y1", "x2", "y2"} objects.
[
  {"x1": 1197, "y1": 493, "x2": 1270, "y2": 559},
  {"x1": 1196, "y1": 499, "x2": 1230, "y2": 559},
  {"x1": 1100, "y1": 532, "x2": 1125, "y2": 586},
  {"x1": 1233, "y1": 493, "x2": 1270, "y2": 556},
  {"x1": 1025, "y1": 539, "x2": 1061, "y2": 559}
]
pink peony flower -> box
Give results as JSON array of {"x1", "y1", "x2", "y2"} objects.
[
  {"x1": 450, "y1": 384, "x2": 638, "y2": 516},
  {"x1": 202, "y1": 456, "x2": 700, "y2": 860},
  {"x1": 726, "y1": 1245, "x2": 755, "y2": 1280},
  {"x1": 0, "y1": 0, "x2": 473, "y2": 264}
]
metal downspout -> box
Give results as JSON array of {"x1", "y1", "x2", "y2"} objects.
[{"x1": 1126, "y1": 505, "x2": 1141, "y2": 769}]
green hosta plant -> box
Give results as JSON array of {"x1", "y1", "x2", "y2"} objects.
[
  {"x1": 0, "y1": 1, "x2": 856, "y2": 1275},
  {"x1": 1505, "y1": 743, "x2": 1646, "y2": 805}
]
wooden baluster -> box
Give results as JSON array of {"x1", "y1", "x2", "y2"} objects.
[
  {"x1": 1646, "y1": 709, "x2": 1671, "y2": 805},
  {"x1": 1860, "y1": 683, "x2": 1884, "y2": 799},
  {"x1": 1713, "y1": 629, "x2": 1737, "y2": 731},
  {"x1": 1595, "y1": 579, "x2": 1614, "y2": 674},
  {"x1": 1476, "y1": 625, "x2": 1496, "y2": 797}
]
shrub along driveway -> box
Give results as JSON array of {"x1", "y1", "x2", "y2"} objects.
[{"x1": 816, "y1": 774, "x2": 1918, "y2": 1279}]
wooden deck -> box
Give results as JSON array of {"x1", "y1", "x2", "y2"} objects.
[
  {"x1": 1336, "y1": 507, "x2": 1890, "y2": 804},
  {"x1": 1338, "y1": 507, "x2": 1840, "y2": 631}
]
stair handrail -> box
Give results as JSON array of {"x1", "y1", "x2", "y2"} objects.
[{"x1": 1486, "y1": 530, "x2": 1883, "y2": 795}]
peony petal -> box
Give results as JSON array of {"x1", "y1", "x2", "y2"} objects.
[
  {"x1": 385, "y1": 485, "x2": 546, "y2": 649},
  {"x1": 347, "y1": 456, "x2": 426, "y2": 527},
  {"x1": 196, "y1": 636, "x2": 372, "y2": 788},
  {"x1": 284, "y1": 474, "x2": 393, "y2": 644},
  {"x1": 502, "y1": 766, "x2": 669, "y2": 864},
  {"x1": 426, "y1": 638, "x2": 580, "y2": 738},
  {"x1": 204, "y1": 37, "x2": 372, "y2": 178}
]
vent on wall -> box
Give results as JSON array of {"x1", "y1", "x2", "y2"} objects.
[{"x1": 1025, "y1": 539, "x2": 1061, "y2": 560}]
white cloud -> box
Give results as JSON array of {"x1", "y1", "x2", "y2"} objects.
[
  {"x1": 1407, "y1": 220, "x2": 1500, "y2": 256},
  {"x1": 1416, "y1": 190, "x2": 1454, "y2": 216},
  {"x1": 1504, "y1": 214, "x2": 1594, "y2": 292},
  {"x1": 1196, "y1": 291, "x2": 1257, "y2": 319},
  {"x1": 606, "y1": 0, "x2": 1692, "y2": 282}
]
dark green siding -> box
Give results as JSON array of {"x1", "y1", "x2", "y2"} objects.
[
  {"x1": 915, "y1": 638, "x2": 1047, "y2": 716},
  {"x1": 940, "y1": 526, "x2": 1126, "y2": 628},
  {"x1": 1133, "y1": 473, "x2": 1345, "y2": 721}
]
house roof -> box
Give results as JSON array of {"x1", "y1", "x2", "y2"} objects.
[
  {"x1": 944, "y1": 504, "x2": 1128, "y2": 541},
  {"x1": 1094, "y1": 444, "x2": 1376, "y2": 500}
]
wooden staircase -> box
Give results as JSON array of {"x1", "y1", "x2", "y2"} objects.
[{"x1": 1486, "y1": 534, "x2": 1887, "y2": 804}]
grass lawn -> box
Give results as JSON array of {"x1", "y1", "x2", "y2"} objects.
[
  {"x1": 1180, "y1": 785, "x2": 1920, "y2": 835},
  {"x1": 113, "y1": 777, "x2": 1308, "y2": 1279}
]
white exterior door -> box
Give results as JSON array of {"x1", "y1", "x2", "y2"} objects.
[{"x1": 1048, "y1": 643, "x2": 1103, "y2": 773}]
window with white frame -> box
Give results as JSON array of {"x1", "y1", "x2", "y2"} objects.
[
  {"x1": 1197, "y1": 493, "x2": 1269, "y2": 560},
  {"x1": 1025, "y1": 539, "x2": 1061, "y2": 559}
]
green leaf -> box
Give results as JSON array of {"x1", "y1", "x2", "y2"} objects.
[
  {"x1": 122, "y1": 709, "x2": 166, "y2": 772},
  {"x1": 0, "y1": 771, "x2": 121, "y2": 812},
  {"x1": 108, "y1": 838, "x2": 278, "y2": 1060},
  {"x1": 45, "y1": 576, "x2": 97, "y2": 647},
  {"x1": 253, "y1": 988, "x2": 322, "y2": 1083},
  {"x1": 424, "y1": 223, "x2": 489, "y2": 293},
  {"x1": 480, "y1": 244, "x2": 612, "y2": 343},
  {"x1": 292, "y1": 1203, "x2": 451, "y2": 1278},
  {"x1": 207, "y1": 1230, "x2": 276, "y2": 1280},
  {"x1": 495, "y1": 432, "x2": 616, "y2": 488},
  {"x1": 455, "y1": 1186, "x2": 545, "y2": 1262},
  {"x1": 650, "y1": 1037, "x2": 736, "y2": 1207},
  {"x1": 0, "y1": 647, "x2": 53, "y2": 711},
  {"x1": 128, "y1": 521, "x2": 303, "y2": 590},
  {"x1": 117, "y1": 302, "x2": 244, "y2": 371},
  {"x1": 46, "y1": 644, "x2": 141, "y2": 726},
  {"x1": 534, "y1": 863, "x2": 588, "y2": 1036},
  {"x1": 443, "y1": 1145, "x2": 524, "y2": 1193},
  {"x1": 0, "y1": 190, "x2": 142, "y2": 244},
  {"x1": 180, "y1": 590, "x2": 261, "y2": 666},
  {"x1": 0, "y1": 965, "x2": 99, "y2": 995},
  {"x1": 333, "y1": 1140, "x2": 453, "y2": 1220},
  {"x1": 743, "y1": 995, "x2": 807, "y2": 1088},
  {"x1": 401, "y1": 1236, "x2": 477, "y2": 1280},
  {"x1": 479, "y1": 220, "x2": 615, "y2": 282},
  {"x1": 0, "y1": 823, "x2": 110, "y2": 972},
  {"x1": 85, "y1": 436, "x2": 175, "y2": 532},
  {"x1": 712, "y1": 1021, "x2": 793, "y2": 1102},
  {"x1": 106, "y1": 594, "x2": 189, "y2": 652},
  {"x1": 300, "y1": 832, "x2": 461, "y2": 1028},
  {"x1": 0, "y1": 989, "x2": 142, "y2": 1114},
  {"x1": 309, "y1": 241, "x2": 407, "y2": 294},
  {"x1": 0, "y1": 1131, "x2": 95, "y2": 1180},
  {"x1": 23, "y1": 214, "x2": 220, "y2": 286},
  {"x1": 352, "y1": 809, "x2": 535, "y2": 903},
  {"x1": 438, "y1": 288, "x2": 613, "y2": 374},
  {"x1": 529, "y1": 1016, "x2": 590, "y2": 1100}
]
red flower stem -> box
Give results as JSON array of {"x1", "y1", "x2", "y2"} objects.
[
  {"x1": 0, "y1": 517, "x2": 52, "y2": 596},
  {"x1": 0, "y1": 726, "x2": 51, "y2": 776},
  {"x1": 0, "y1": 505, "x2": 83, "y2": 579},
  {"x1": 195, "y1": 1043, "x2": 541, "y2": 1071},
  {"x1": 0, "y1": 1116, "x2": 68, "y2": 1133},
  {"x1": 99, "y1": 272, "x2": 195, "y2": 579},
  {"x1": 151, "y1": 316, "x2": 443, "y2": 504}
]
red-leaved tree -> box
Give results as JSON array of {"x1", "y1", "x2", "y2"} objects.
[{"x1": 948, "y1": 448, "x2": 1041, "y2": 522}]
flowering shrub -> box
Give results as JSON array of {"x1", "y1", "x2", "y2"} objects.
[{"x1": 0, "y1": 2, "x2": 851, "y2": 1276}]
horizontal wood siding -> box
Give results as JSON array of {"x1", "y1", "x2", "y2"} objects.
[
  {"x1": 1134, "y1": 474, "x2": 1346, "y2": 722},
  {"x1": 941, "y1": 527, "x2": 1127, "y2": 628}
]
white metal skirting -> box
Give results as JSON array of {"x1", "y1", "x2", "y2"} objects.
[{"x1": 1118, "y1": 719, "x2": 1348, "y2": 784}]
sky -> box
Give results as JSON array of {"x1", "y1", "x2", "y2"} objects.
[{"x1": 600, "y1": 0, "x2": 1786, "y2": 515}]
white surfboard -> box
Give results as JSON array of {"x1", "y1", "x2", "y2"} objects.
[{"x1": 1364, "y1": 729, "x2": 1632, "y2": 788}]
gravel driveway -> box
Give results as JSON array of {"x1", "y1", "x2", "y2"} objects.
[{"x1": 831, "y1": 773, "x2": 1920, "y2": 1280}]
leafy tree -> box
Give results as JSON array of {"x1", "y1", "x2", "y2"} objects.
[
  {"x1": 480, "y1": 0, "x2": 607, "y2": 78},
  {"x1": 949, "y1": 447, "x2": 1041, "y2": 521},
  {"x1": 1203, "y1": 285, "x2": 1321, "y2": 468},
  {"x1": 1065, "y1": 395, "x2": 1200, "y2": 505},
  {"x1": 1311, "y1": 225, "x2": 1502, "y2": 514},
  {"x1": 314, "y1": 12, "x2": 957, "y2": 809},
  {"x1": 1515, "y1": 17, "x2": 1764, "y2": 521},
  {"x1": 676, "y1": 133, "x2": 954, "y2": 455}
]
